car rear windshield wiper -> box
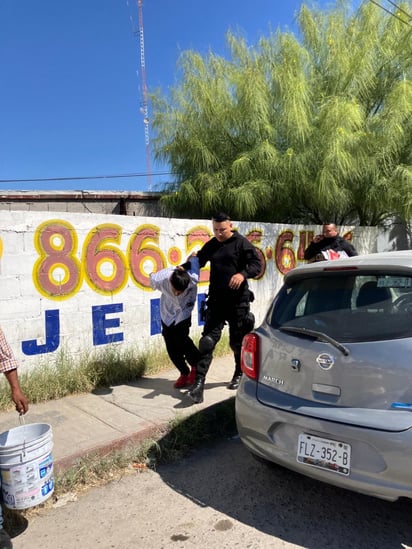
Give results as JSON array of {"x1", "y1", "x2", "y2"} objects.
[{"x1": 279, "y1": 326, "x2": 350, "y2": 356}]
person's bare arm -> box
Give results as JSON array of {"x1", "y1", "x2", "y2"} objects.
[{"x1": 4, "y1": 369, "x2": 29, "y2": 415}]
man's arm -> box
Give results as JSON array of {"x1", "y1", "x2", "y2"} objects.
[
  {"x1": 341, "y1": 239, "x2": 358, "y2": 257},
  {"x1": 4, "y1": 369, "x2": 29, "y2": 415},
  {"x1": 230, "y1": 241, "x2": 262, "y2": 289},
  {"x1": 186, "y1": 256, "x2": 200, "y2": 283},
  {"x1": 150, "y1": 266, "x2": 174, "y2": 290},
  {"x1": 304, "y1": 240, "x2": 323, "y2": 260},
  {"x1": 239, "y1": 241, "x2": 262, "y2": 280}
]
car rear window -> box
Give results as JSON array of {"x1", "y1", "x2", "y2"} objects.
[{"x1": 269, "y1": 273, "x2": 412, "y2": 342}]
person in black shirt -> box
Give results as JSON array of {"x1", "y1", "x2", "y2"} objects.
[
  {"x1": 188, "y1": 212, "x2": 261, "y2": 404},
  {"x1": 304, "y1": 223, "x2": 358, "y2": 262}
]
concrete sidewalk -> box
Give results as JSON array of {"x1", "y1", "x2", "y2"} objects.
[{"x1": 0, "y1": 355, "x2": 236, "y2": 473}]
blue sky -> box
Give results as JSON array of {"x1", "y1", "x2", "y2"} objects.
[{"x1": 0, "y1": 0, "x2": 361, "y2": 193}]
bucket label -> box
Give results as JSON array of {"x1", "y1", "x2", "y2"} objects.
[
  {"x1": 2, "y1": 476, "x2": 54, "y2": 509},
  {"x1": 41, "y1": 477, "x2": 54, "y2": 497},
  {"x1": 0, "y1": 452, "x2": 54, "y2": 510},
  {"x1": 39, "y1": 454, "x2": 53, "y2": 479},
  {"x1": 0, "y1": 453, "x2": 53, "y2": 486}
]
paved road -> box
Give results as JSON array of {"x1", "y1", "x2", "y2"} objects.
[{"x1": 12, "y1": 436, "x2": 412, "y2": 549}]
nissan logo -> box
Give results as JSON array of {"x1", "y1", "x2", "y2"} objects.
[{"x1": 316, "y1": 353, "x2": 335, "y2": 370}]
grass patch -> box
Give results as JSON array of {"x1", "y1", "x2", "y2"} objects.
[
  {"x1": 149, "y1": 398, "x2": 237, "y2": 465},
  {"x1": 0, "y1": 334, "x2": 230, "y2": 412}
]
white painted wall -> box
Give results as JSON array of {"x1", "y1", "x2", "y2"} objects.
[{"x1": 0, "y1": 211, "x2": 379, "y2": 370}]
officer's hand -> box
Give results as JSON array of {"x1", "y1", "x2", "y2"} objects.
[{"x1": 229, "y1": 273, "x2": 245, "y2": 290}]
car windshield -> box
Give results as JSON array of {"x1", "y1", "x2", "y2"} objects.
[{"x1": 269, "y1": 272, "x2": 412, "y2": 342}]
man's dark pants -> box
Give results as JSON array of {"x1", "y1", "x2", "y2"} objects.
[
  {"x1": 197, "y1": 295, "x2": 253, "y2": 380},
  {"x1": 162, "y1": 318, "x2": 200, "y2": 376}
]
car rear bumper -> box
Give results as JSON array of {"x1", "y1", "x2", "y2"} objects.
[{"x1": 236, "y1": 378, "x2": 412, "y2": 502}]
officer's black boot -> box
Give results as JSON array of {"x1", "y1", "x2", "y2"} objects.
[{"x1": 188, "y1": 375, "x2": 205, "y2": 404}]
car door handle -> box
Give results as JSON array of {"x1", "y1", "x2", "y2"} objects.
[{"x1": 312, "y1": 383, "x2": 341, "y2": 396}]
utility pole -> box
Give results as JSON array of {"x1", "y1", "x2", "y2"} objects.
[{"x1": 137, "y1": 0, "x2": 152, "y2": 192}]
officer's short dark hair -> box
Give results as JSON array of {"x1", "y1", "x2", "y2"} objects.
[
  {"x1": 212, "y1": 212, "x2": 231, "y2": 223},
  {"x1": 170, "y1": 269, "x2": 190, "y2": 292}
]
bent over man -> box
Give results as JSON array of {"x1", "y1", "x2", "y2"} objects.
[
  {"x1": 188, "y1": 212, "x2": 261, "y2": 404},
  {"x1": 150, "y1": 257, "x2": 201, "y2": 389}
]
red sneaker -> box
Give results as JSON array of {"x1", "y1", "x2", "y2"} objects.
[
  {"x1": 174, "y1": 374, "x2": 189, "y2": 388},
  {"x1": 187, "y1": 367, "x2": 196, "y2": 386}
]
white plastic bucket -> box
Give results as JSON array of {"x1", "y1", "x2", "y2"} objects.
[{"x1": 0, "y1": 423, "x2": 54, "y2": 509}]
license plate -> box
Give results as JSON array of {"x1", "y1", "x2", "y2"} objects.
[{"x1": 297, "y1": 433, "x2": 351, "y2": 476}]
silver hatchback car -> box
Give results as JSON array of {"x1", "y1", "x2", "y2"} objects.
[{"x1": 236, "y1": 251, "x2": 412, "y2": 501}]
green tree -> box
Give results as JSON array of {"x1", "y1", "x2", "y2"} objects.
[{"x1": 151, "y1": 1, "x2": 412, "y2": 225}]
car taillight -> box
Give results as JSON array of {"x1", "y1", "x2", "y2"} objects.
[{"x1": 241, "y1": 333, "x2": 259, "y2": 380}]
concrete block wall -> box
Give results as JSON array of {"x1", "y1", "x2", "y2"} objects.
[
  {"x1": 0, "y1": 190, "x2": 166, "y2": 217},
  {"x1": 0, "y1": 210, "x2": 382, "y2": 371}
]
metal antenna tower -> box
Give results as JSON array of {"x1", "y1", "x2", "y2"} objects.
[{"x1": 137, "y1": 0, "x2": 152, "y2": 191}]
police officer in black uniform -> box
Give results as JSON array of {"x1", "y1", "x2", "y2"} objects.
[{"x1": 188, "y1": 212, "x2": 261, "y2": 404}]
